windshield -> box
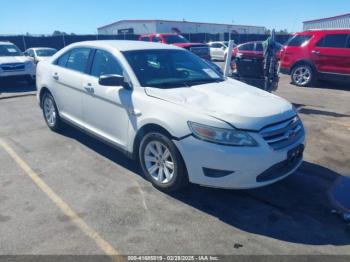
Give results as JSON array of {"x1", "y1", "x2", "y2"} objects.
[
  {"x1": 163, "y1": 35, "x2": 189, "y2": 44},
  {"x1": 36, "y1": 49, "x2": 57, "y2": 57},
  {"x1": 0, "y1": 44, "x2": 22, "y2": 56},
  {"x1": 123, "y1": 49, "x2": 225, "y2": 88}
]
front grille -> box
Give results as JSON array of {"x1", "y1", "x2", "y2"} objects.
[
  {"x1": 1, "y1": 63, "x2": 25, "y2": 72},
  {"x1": 189, "y1": 46, "x2": 209, "y2": 57},
  {"x1": 260, "y1": 116, "x2": 304, "y2": 150}
]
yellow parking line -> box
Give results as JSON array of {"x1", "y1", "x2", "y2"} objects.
[{"x1": 0, "y1": 139, "x2": 122, "y2": 260}]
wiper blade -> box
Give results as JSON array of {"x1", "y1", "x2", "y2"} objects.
[{"x1": 184, "y1": 78, "x2": 224, "y2": 86}]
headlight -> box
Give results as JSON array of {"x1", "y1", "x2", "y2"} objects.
[{"x1": 188, "y1": 122, "x2": 258, "y2": 146}]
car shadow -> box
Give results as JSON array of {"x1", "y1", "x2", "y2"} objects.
[
  {"x1": 59, "y1": 124, "x2": 350, "y2": 246},
  {"x1": 289, "y1": 79, "x2": 350, "y2": 91},
  {"x1": 293, "y1": 103, "x2": 350, "y2": 118}
]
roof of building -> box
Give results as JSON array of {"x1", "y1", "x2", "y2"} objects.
[
  {"x1": 303, "y1": 13, "x2": 350, "y2": 24},
  {"x1": 68, "y1": 40, "x2": 182, "y2": 51},
  {"x1": 98, "y1": 19, "x2": 265, "y2": 30}
]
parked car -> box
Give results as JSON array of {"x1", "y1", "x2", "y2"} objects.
[
  {"x1": 232, "y1": 41, "x2": 283, "y2": 60},
  {"x1": 279, "y1": 29, "x2": 350, "y2": 87},
  {"x1": 232, "y1": 41, "x2": 264, "y2": 60},
  {"x1": 139, "y1": 33, "x2": 211, "y2": 60},
  {"x1": 36, "y1": 40, "x2": 305, "y2": 192},
  {"x1": 0, "y1": 41, "x2": 35, "y2": 84},
  {"x1": 208, "y1": 41, "x2": 236, "y2": 61},
  {"x1": 24, "y1": 47, "x2": 57, "y2": 64}
]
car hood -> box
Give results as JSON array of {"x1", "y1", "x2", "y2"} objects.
[
  {"x1": 145, "y1": 79, "x2": 295, "y2": 131},
  {"x1": 0, "y1": 56, "x2": 30, "y2": 64}
]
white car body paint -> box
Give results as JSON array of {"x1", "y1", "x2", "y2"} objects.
[{"x1": 37, "y1": 40, "x2": 305, "y2": 189}]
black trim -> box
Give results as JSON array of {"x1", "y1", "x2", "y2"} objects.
[
  {"x1": 256, "y1": 144, "x2": 304, "y2": 182},
  {"x1": 318, "y1": 72, "x2": 350, "y2": 82},
  {"x1": 203, "y1": 167, "x2": 234, "y2": 178},
  {"x1": 86, "y1": 49, "x2": 96, "y2": 75}
]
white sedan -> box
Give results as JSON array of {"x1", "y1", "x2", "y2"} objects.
[
  {"x1": 24, "y1": 47, "x2": 57, "y2": 64},
  {"x1": 36, "y1": 40, "x2": 305, "y2": 192}
]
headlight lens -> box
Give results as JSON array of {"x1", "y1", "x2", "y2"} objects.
[{"x1": 188, "y1": 122, "x2": 258, "y2": 146}]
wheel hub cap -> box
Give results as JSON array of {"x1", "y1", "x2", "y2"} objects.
[
  {"x1": 144, "y1": 141, "x2": 175, "y2": 184},
  {"x1": 44, "y1": 97, "x2": 56, "y2": 126},
  {"x1": 293, "y1": 67, "x2": 311, "y2": 86}
]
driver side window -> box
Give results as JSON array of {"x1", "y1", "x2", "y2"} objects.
[{"x1": 90, "y1": 49, "x2": 123, "y2": 78}]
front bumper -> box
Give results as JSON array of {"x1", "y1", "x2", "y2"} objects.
[{"x1": 174, "y1": 133, "x2": 305, "y2": 189}]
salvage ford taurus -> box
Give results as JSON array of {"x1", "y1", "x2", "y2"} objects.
[{"x1": 36, "y1": 40, "x2": 305, "y2": 192}]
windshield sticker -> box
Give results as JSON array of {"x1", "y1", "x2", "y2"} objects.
[
  {"x1": 7, "y1": 48, "x2": 17, "y2": 53},
  {"x1": 203, "y1": 68, "x2": 220, "y2": 79}
]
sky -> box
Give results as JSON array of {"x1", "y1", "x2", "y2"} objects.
[{"x1": 0, "y1": 0, "x2": 349, "y2": 35}]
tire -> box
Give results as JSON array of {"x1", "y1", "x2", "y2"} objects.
[
  {"x1": 139, "y1": 132, "x2": 188, "y2": 192},
  {"x1": 291, "y1": 64, "x2": 315, "y2": 87},
  {"x1": 42, "y1": 92, "x2": 63, "y2": 132}
]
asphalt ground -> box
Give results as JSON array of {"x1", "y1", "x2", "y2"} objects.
[{"x1": 0, "y1": 75, "x2": 349, "y2": 258}]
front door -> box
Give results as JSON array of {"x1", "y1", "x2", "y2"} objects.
[{"x1": 81, "y1": 49, "x2": 131, "y2": 149}]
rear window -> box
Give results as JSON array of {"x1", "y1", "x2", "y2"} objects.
[
  {"x1": 316, "y1": 34, "x2": 349, "y2": 48},
  {"x1": 286, "y1": 35, "x2": 312, "y2": 47}
]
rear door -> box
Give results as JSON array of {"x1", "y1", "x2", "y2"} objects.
[
  {"x1": 51, "y1": 48, "x2": 92, "y2": 125},
  {"x1": 312, "y1": 33, "x2": 350, "y2": 75},
  {"x1": 81, "y1": 49, "x2": 131, "y2": 148}
]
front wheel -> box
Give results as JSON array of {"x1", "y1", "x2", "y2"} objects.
[
  {"x1": 139, "y1": 132, "x2": 188, "y2": 192},
  {"x1": 291, "y1": 64, "x2": 315, "y2": 87}
]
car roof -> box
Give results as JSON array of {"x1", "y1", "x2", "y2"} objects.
[
  {"x1": 297, "y1": 29, "x2": 350, "y2": 35},
  {"x1": 69, "y1": 40, "x2": 182, "y2": 51},
  {"x1": 30, "y1": 47, "x2": 57, "y2": 50}
]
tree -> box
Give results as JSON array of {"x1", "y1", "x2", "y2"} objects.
[{"x1": 52, "y1": 30, "x2": 68, "y2": 36}]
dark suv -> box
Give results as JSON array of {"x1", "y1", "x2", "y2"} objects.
[{"x1": 280, "y1": 29, "x2": 350, "y2": 87}]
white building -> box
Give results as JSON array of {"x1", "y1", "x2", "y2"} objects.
[
  {"x1": 97, "y1": 19, "x2": 266, "y2": 35},
  {"x1": 303, "y1": 13, "x2": 350, "y2": 31}
]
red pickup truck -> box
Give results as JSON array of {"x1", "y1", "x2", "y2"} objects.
[{"x1": 139, "y1": 33, "x2": 211, "y2": 60}]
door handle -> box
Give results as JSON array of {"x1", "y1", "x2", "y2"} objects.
[
  {"x1": 312, "y1": 50, "x2": 320, "y2": 55},
  {"x1": 83, "y1": 84, "x2": 94, "y2": 94},
  {"x1": 52, "y1": 73, "x2": 59, "y2": 80}
]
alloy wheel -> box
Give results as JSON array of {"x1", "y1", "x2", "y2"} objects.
[
  {"x1": 43, "y1": 96, "x2": 57, "y2": 127},
  {"x1": 144, "y1": 141, "x2": 175, "y2": 184},
  {"x1": 292, "y1": 66, "x2": 312, "y2": 86}
]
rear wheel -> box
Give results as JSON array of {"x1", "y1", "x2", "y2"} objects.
[
  {"x1": 42, "y1": 92, "x2": 63, "y2": 132},
  {"x1": 291, "y1": 64, "x2": 315, "y2": 87},
  {"x1": 139, "y1": 132, "x2": 188, "y2": 192}
]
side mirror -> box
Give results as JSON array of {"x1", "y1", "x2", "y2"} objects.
[{"x1": 99, "y1": 74, "x2": 130, "y2": 88}]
